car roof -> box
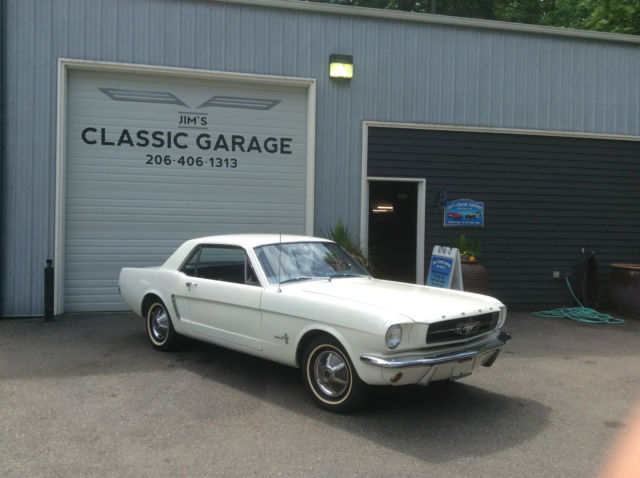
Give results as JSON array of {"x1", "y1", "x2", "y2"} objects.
[
  {"x1": 181, "y1": 233, "x2": 331, "y2": 249},
  {"x1": 163, "y1": 234, "x2": 334, "y2": 269}
]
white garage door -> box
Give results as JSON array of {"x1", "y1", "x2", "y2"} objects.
[{"x1": 63, "y1": 66, "x2": 312, "y2": 312}]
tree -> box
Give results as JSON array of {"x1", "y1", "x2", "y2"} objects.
[
  {"x1": 310, "y1": 0, "x2": 640, "y2": 35},
  {"x1": 541, "y1": 0, "x2": 640, "y2": 35},
  {"x1": 494, "y1": 0, "x2": 558, "y2": 25}
]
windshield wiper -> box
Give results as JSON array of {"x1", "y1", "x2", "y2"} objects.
[
  {"x1": 328, "y1": 273, "x2": 370, "y2": 279},
  {"x1": 279, "y1": 276, "x2": 315, "y2": 284}
]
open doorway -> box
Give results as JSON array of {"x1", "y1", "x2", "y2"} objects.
[{"x1": 367, "y1": 179, "x2": 424, "y2": 283}]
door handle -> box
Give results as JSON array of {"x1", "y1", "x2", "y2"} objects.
[{"x1": 186, "y1": 281, "x2": 198, "y2": 290}]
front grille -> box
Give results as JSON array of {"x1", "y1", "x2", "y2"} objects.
[{"x1": 427, "y1": 312, "x2": 499, "y2": 344}]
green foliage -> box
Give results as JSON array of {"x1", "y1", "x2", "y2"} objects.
[
  {"x1": 428, "y1": 0, "x2": 498, "y2": 19},
  {"x1": 310, "y1": 0, "x2": 640, "y2": 35},
  {"x1": 451, "y1": 233, "x2": 482, "y2": 260},
  {"x1": 541, "y1": 0, "x2": 640, "y2": 35},
  {"x1": 323, "y1": 219, "x2": 371, "y2": 270},
  {"x1": 495, "y1": 0, "x2": 558, "y2": 25}
]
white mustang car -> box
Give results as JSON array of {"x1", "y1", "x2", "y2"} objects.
[{"x1": 119, "y1": 234, "x2": 510, "y2": 412}]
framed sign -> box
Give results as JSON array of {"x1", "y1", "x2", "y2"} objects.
[
  {"x1": 426, "y1": 246, "x2": 463, "y2": 290},
  {"x1": 444, "y1": 199, "x2": 484, "y2": 227}
]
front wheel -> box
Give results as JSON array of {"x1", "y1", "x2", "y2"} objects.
[
  {"x1": 146, "y1": 300, "x2": 177, "y2": 351},
  {"x1": 302, "y1": 336, "x2": 369, "y2": 413}
]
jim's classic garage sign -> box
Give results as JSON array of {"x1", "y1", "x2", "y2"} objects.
[{"x1": 79, "y1": 87, "x2": 295, "y2": 169}]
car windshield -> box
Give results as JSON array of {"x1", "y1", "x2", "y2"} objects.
[{"x1": 254, "y1": 241, "x2": 370, "y2": 285}]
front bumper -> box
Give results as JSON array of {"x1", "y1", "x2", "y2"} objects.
[{"x1": 359, "y1": 331, "x2": 511, "y2": 386}]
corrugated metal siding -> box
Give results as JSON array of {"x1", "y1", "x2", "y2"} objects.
[
  {"x1": 368, "y1": 127, "x2": 640, "y2": 309},
  {"x1": 3, "y1": 0, "x2": 640, "y2": 315}
]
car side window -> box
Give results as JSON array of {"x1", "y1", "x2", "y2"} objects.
[
  {"x1": 182, "y1": 248, "x2": 200, "y2": 277},
  {"x1": 181, "y1": 245, "x2": 260, "y2": 286}
]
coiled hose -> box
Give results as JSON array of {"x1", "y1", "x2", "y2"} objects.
[{"x1": 534, "y1": 277, "x2": 625, "y2": 324}]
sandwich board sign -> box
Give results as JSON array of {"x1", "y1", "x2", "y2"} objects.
[{"x1": 426, "y1": 246, "x2": 463, "y2": 290}]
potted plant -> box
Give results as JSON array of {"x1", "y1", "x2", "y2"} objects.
[
  {"x1": 325, "y1": 219, "x2": 371, "y2": 271},
  {"x1": 452, "y1": 234, "x2": 489, "y2": 294}
]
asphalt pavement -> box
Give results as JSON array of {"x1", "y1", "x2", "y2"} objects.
[{"x1": 1, "y1": 310, "x2": 639, "y2": 478}]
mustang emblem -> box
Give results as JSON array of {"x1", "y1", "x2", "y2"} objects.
[{"x1": 456, "y1": 322, "x2": 480, "y2": 336}]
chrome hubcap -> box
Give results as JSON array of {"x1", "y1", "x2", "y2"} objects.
[
  {"x1": 313, "y1": 350, "x2": 349, "y2": 397},
  {"x1": 150, "y1": 306, "x2": 168, "y2": 342}
]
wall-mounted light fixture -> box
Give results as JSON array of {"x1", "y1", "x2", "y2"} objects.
[{"x1": 329, "y1": 54, "x2": 353, "y2": 79}]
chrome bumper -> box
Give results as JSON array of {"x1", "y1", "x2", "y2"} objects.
[{"x1": 360, "y1": 332, "x2": 511, "y2": 369}]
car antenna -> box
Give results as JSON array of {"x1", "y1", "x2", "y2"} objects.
[{"x1": 277, "y1": 232, "x2": 282, "y2": 293}]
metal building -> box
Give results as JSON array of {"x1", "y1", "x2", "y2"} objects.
[{"x1": 2, "y1": 0, "x2": 639, "y2": 316}]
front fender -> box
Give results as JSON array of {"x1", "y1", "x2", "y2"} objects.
[{"x1": 292, "y1": 323, "x2": 384, "y2": 386}]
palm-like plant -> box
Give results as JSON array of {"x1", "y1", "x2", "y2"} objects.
[{"x1": 324, "y1": 219, "x2": 371, "y2": 271}]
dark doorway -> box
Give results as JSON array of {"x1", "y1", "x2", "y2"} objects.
[{"x1": 368, "y1": 181, "x2": 418, "y2": 283}]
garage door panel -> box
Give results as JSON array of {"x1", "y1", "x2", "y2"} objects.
[{"x1": 64, "y1": 68, "x2": 310, "y2": 311}]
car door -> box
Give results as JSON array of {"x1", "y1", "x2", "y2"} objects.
[{"x1": 180, "y1": 244, "x2": 263, "y2": 351}]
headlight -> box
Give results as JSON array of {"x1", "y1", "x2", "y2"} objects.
[
  {"x1": 498, "y1": 306, "x2": 507, "y2": 328},
  {"x1": 385, "y1": 325, "x2": 402, "y2": 349}
]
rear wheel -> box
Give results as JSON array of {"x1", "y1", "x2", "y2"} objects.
[
  {"x1": 302, "y1": 335, "x2": 369, "y2": 413},
  {"x1": 146, "y1": 300, "x2": 177, "y2": 351}
]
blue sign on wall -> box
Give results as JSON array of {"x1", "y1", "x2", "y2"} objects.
[{"x1": 444, "y1": 199, "x2": 484, "y2": 227}]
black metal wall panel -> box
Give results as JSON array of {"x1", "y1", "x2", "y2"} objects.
[{"x1": 368, "y1": 127, "x2": 640, "y2": 309}]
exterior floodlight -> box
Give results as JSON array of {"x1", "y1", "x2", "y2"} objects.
[{"x1": 329, "y1": 54, "x2": 353, "y2": 79}]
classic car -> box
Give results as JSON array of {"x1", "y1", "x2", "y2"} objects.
[
  {"x1": 119, "y1": 234, "x2": 510, "y2": 412},
  {"x1": 446, "y1": 212, "x2": 463, "y2": 220}
]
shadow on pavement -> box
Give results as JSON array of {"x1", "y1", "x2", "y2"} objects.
[
  {"x1": 168, "y1": 336, "x2": 551, "y2": 464},
  {"x1": 1, "y1": 313, "x2": 551, "y2": 464}
]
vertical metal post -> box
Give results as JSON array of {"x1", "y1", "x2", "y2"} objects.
[{"x1": 44, "y1": 259, "x2": 54, "y2": 321}]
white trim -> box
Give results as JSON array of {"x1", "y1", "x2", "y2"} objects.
[
  {"x1": 54, "y1": 62, "x2": 67, "y2": 315},
  {"x1": 56, "y1": 58, "x2": 316, "y2": 87},
  {"x1": 305, "y1": 81, "x2": 316, "y2": 235},
  {"x1": 364, "y1": 120, "x2": 640, "y2": 142},
  {"x1": 54, "y1": 58, "x2": 316, "y2": 314},
  {"x1": 217, "y1": 0, "x2": 640, "y2": 45},
  {"x1": 361, "y1": 175, "x2": 426, "y2": 285},
  {"x1": 359, "y1": 121, "x2": 369, "y2": 249}
]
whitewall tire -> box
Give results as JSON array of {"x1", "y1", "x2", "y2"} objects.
[{"x1": 302, "y1": 335, "x2": 369, "y2": 413}]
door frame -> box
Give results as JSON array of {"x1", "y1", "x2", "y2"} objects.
[
  {"x1": 361, "y1": 177, "x2": 426, "y2": 284},
  {"x1": 361, "y1": 121, "x2": 426, "y2": 284}
]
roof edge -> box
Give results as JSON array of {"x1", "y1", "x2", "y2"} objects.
[{"x1": 214, "y1": 0, "x2": 640, "y2": 45}]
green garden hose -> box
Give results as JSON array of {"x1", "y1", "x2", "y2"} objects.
[{"x1": 534, "y1": 277, "x2": 625, "y2": 324}]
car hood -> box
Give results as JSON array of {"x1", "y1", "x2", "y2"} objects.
[{"x1": 294, "y1": 278, "x2": 503, "y2": 323}]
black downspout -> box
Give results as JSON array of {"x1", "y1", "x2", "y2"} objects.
[{"x1": 44, "y1": 260, "x2": 54, "y2": 321}]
